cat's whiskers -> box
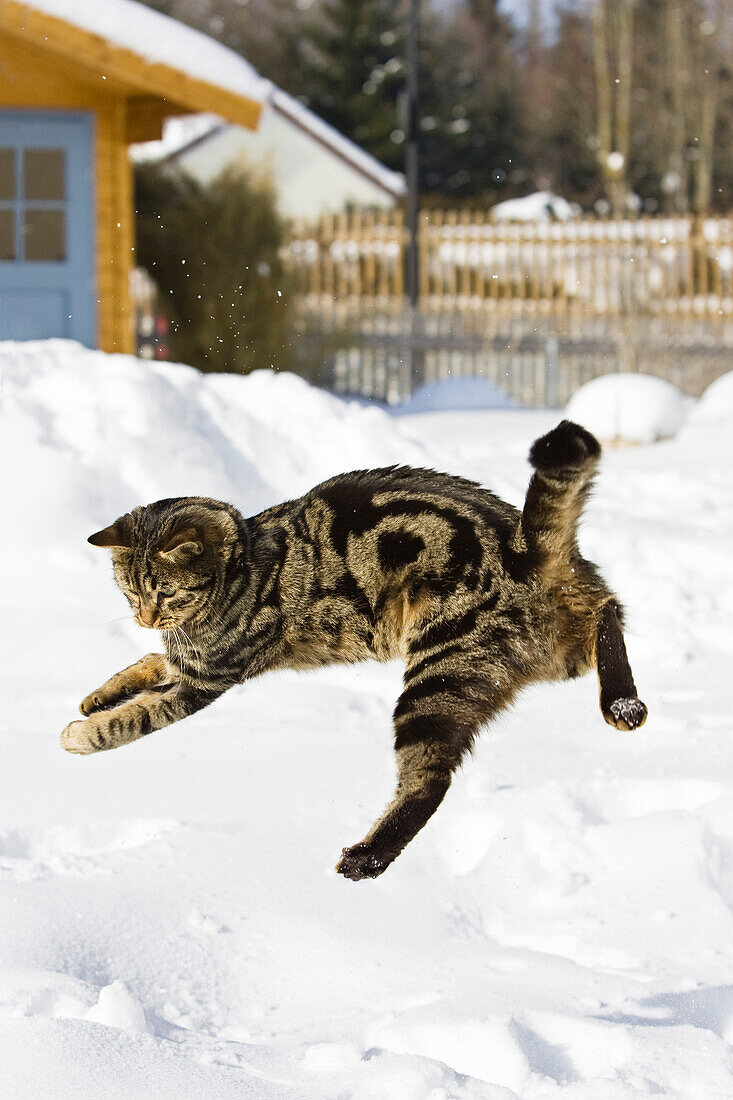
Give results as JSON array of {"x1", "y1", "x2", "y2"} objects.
[
  {"x1": 106, "y1": 616, "x2": 137, "y2": 639},
  {"x1": 175, "y1": 623, "x2": 201, "y2": 670},
  {"x1": 169, "y1": 625, "x2": 186, "y2": 695}
]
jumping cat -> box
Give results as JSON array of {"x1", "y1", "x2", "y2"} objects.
[{"x1": 62, "y1": 420, "x2": 647, "y2": 881}]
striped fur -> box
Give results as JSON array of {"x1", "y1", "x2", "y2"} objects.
[{"x1": 62, "y1": 420, "x2": 647, "y2": 880}]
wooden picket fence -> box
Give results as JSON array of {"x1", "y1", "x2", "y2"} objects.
[
  {"x1": 283, "y1": 209, "x2": 733, "y2": 315},
  {"x1": 281, "y1": 210, "x2": 733, "y2": 405}
]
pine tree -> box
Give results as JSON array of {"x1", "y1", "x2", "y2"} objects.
[
  {"x1": 419, "y1": 0, "x2": 520, "y2": 199},
  {"x1": 298, "y1": 0, "x2": 406, "y2": 171}
]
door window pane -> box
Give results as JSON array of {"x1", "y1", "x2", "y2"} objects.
[
  {"x1": 0, "y1": 149, "x2": 16, "y2": 200},
  {"x1": 23, "y1": 209, "x2": 66, "y2": 261},
  {"x1": 23, "y1": 149, "x2": 65, "y2": 201},
  {"x1": 0, "y1": 210, "x2": 15, "y2": 260}
]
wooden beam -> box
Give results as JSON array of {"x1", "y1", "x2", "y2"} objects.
[
  {"x1": 125, "y1": 97, "x2": 171, "y2": 144},
  {"x1": 2, "y1": 2, "x2": 263, "y2": 133}
]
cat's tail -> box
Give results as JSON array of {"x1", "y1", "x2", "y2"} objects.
[{"x1": 520, "y1": 419, "x2": 601, "y2": 581}]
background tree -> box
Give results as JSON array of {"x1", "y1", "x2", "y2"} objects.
[
  {"x1": 135, "y1": 164, "x2": 294, "y2": 374},
  {"x1": 135, "y1": 0, "x2": 733, "y2": 212},
  {"x1": 518, "y1": 3, "x2": 600, "y2": 204},
  {"x1": 592, "y1": 0, "x2": 635, "y2": 214},
  {"x1": 417, "y1": 0, "x2": 520, "y2": 198},
  {"x1": 295, "y1": 0, "x2": 406, "y2": 170}
]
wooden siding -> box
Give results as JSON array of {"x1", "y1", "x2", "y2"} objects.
[
  {"x1": 95, "y1": 99, "x2": 135, "y2": 353},
  {"x1": 0, "y1": 33, "x2": 147, "y2": 351}
]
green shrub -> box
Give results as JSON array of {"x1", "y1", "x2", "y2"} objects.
[{"x1": 134, "y1": 163, "x2": 295, "y2": 374}]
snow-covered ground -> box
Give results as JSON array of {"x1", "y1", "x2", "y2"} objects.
[{"x1": 1, "y1": 341, "x2": 732, "y2": 1099}]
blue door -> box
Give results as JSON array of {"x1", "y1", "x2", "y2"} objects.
[{"x1": 0, "y1": 111, "x2": 95, "y2": 345}]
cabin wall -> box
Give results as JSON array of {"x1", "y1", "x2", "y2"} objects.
[{"x1": 0, "y1": 35, "x2": 136, "y2": 352}]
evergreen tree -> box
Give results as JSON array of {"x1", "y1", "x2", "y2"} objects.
[
  {"x1": 135, "y1": 164, "x2": 294, "y2": 375},
  {"x1": 419, "y1": 0, "x2": 520, "y2": 199},
  {"x1": 298, "y1": 0, "x2": 406, "y2": 170}
]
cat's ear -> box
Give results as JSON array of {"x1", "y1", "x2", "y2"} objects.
[
  {"x1": 88, "y1": 514, "x2": 132, "y2": 549},
  {"x1": 159, "y1": 527, "x2": 203, "y2": 562}
]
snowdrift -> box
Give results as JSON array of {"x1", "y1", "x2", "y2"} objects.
[
  {"x1": 1, "y1": 341, "x2": 733, "y2": 1099},
  {"x1": 565, "y1": 372, "x2": 689, "y2": 444},
  {"x1": 691, "y1": 369, "x2": 733, "y2": 423},
  {"x1": 490, "y1": 191, "x2": 578, "y2": 223},
  {"x1": 396, "y1": 376, "x2": 517, "y2": 415}
]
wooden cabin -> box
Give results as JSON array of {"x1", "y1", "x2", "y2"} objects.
[{"x1": 0, "y1": 0, "x2": 265, "y2": 352}]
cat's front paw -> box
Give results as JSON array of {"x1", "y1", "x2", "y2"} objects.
[
  {"x1": 336, "y1": 842, "x2": 395, "y2": 881},
  {"x1": 603, "y1": 697, "x2": 648, "y2": 732},
  {"x1": 80, "y1": 692, "x2": 105, "y2": 716},
  {"x1": 60, "y1": 719, "x2": 105, "y2": 755}
]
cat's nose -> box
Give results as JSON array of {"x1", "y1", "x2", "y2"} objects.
[{"x1": 138, "y1": 605, "x2": 158, "y2": 628}]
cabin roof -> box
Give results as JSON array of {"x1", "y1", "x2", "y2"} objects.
[{"x1": 5, "y1": 0, "x2": 269, "y2": 130}]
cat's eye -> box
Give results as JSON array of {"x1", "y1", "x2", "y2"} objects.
[{"x1": 158, "y1": 588, "x2": 176, "y2": 599}]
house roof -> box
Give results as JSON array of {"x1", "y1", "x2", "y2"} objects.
[
  {"x1": 4, "y1": 0, "x2": 269, "y2": 130},
  {"x1": 133, "y1": 88, "x2": 406, "y2": 201},
  {"x1": 269, "y1": 89, "x2": 405, "y2": 199}
]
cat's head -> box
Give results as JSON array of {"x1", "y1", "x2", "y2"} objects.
[{"x1": 88, "y1": 497, "x2": 242, "y2": 631}]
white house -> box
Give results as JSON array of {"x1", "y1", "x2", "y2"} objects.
[{"x1": 132, "y1": 87, "x2": 406, "y2": 220}]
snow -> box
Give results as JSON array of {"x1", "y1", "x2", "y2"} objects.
[
  {"x1": 22, "y1": 0, "x2": 269, "y2": 105},
  {"x1": 691, "y1": 370, "x2": 733, "y2": 423},
  {"x1": 269, "y1": 89, "x2": 406, "y2": 198},
  {"x1": 395, "y1": 376, "x2": 517, "y2": 415},
  {"x1": 1, "y1": 340, "x2": 733, "y2": 1098},
  {"x1": 564, "y1": 372, "x2": 690, "y2": 444},
  {"x1": 491, "y1": 192, "x2": 579, "y2": 223},
  {"x1": 131, "y1": 114, "x2": 223, "y2": 166}
]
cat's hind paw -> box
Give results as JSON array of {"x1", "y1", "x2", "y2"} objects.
[
  {"x1": 529, "y1": 420, "x2": 601, "y2": 471},
  {"x1": 61, "y1": 719, "x2": 104, "y2": 755},
  {"x1": 603, "y1": 697, "x2": 648, "y2": 732},
  {"x1": 336, "y1": 843, "x2": 395, "y2": 881}
]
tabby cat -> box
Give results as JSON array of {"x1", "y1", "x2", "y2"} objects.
[{"x1": 62, "y1": 420, "x2": 647, "y2": 881}]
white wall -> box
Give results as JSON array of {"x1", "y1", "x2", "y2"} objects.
[{"x1": 173, "y1": 106, "x2": 398, "y2": 219}]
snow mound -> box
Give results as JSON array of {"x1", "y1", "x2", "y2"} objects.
[
  {"x1": 398, "y1": 376, "x2": 517, "y2": 414},
  {"x1": 85, "y1": 981, "x2": 149, "y2": 1033},
  {"x1": 491, "y1": 191, "x2": 578, "y2": 223},
  {"x1": 0, "y1": 340, "x2": 427, "y2": 545},
  {"x1": 691, "y1": 370, "x2": 733, "y2": 423},
  {"x1": 564, "y1": 372, "x2": 689, "y2": 444}
]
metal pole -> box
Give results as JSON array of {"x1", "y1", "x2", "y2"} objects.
[
  {"x1": 405, "y1": 0, "x2": 423, "y2": 392},
  {"x1": 405, "y1": 0, "x2": 419, "y2": 308}
]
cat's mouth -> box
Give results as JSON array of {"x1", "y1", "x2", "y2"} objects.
[{"x1": 135, "y1": 615, "x2": 176, "y2": 631}]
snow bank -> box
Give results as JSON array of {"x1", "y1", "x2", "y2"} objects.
[
  {"x1": 565, "y1": 372, "x2": 689, "y2": 444},
  {"x1": 491, "y1": 191, "x2": 578, "y2": 223},
  {"x1": 690, "y1": 370, "x2": 733, "y2": 423},
  {"x1": 396, "y1": 376, "x2": 517, "y2": 415},
  {"x1": 1, "y1": 340, "x2": 733, "y2": 1098},
  {"x1": 0, "y1": 340, "x2": 427, "y2": 538}
]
